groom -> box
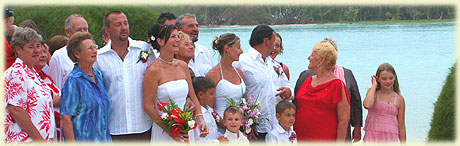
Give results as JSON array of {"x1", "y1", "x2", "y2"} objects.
[{"x1": 233, "y1": 25, "x2": 292, "y2": 141}]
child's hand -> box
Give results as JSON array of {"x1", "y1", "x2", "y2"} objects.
[
  {"x1": 218, "y1": 136, "x2": 229, "y2": 143},
  {"x1": 371, "y1": 75, "x2": 378, "y2": 87},
  {"x1": 197, "y1": 117, "x2": 209, "y2": 137}
]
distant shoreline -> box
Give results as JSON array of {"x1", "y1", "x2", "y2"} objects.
[{"x1": 202, "y1": 19, "x2": 455, "y2": 28}]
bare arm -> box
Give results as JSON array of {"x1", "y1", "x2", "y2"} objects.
[
  {"x1": 6, "y1": 105, "x2": 45, "y2": 142},
  {"x1": 182, "y1": 62, "x2": 209, "y2": 137},
  {"x1": 282, "y1": 63, "x2": 290, "y2": 80},
  {"x1": 60, "y1": 115, "x2": 75, "y2": 142},
  {"x1": 143, "y1": 66, "x2": 164, "y2": 129},
  {"x1": 397, "y1": 95, "x2": 406, "y2": 142},
  {"x1": 143, "y1": 64, "x2": 190, "y2": 142},
  {"x1": 336, "y1": 83, "x2": 350, "y2": 142},
  {"x1": 53, "y1": 96, "x2": 61, "y2": 107},
  {"x1": 363, "y1": 75, "x2": 378, "y2": 109}
]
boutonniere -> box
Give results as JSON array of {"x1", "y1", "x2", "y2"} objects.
[
  {"x1": 289, "y1": 132, "x2": 297, "y2": 143},
  {"x1": 273, "y1": 65, "x2": 283, "y2": 77},
  {"x1": 137, "y1": 50, "x2": 152, "y2": 63},
  {"x1": 211, "y1": 109, "x2": 222, "y2": 123}
]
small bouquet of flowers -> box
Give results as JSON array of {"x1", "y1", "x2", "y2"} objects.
[
  {"x1": 226, "y1": 93, "x2": 267, "y2": 134},
  {"x1": 289, "y1": 132, "x2": 297, "y2": 144},
  {"x1": 156, "y1": 99, "x2": 198, "y2": 137},
  {"x1": 273, "y1": 64, "x2": 283, "y2": 77},
  {"x1": 137, "y1": 50, "x2": 152, "y2": 63}
]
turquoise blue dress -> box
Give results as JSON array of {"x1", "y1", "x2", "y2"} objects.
[{"x1": 60, "y1": 65, "x2": 112, "y2": 142}]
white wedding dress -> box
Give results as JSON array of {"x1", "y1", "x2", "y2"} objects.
[{"x1": 151, "y1": 79, "x2": 189, "y2": 142}]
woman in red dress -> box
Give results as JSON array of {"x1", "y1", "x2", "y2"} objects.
[{"x1": 293, "y1": 39, "x2": 350, "y2": 142}]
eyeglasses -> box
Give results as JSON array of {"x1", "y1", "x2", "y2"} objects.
[{"x1": 87, "y1": 45, "x2": 99, "y2": 50}]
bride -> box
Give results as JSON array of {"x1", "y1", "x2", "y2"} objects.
[{"x1": 143, "y1": 24, "x2": 208, "y2": 143}]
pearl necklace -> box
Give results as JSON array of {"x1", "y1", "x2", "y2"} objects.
[{"x1": 159, "y1": 57, "x2": 174, "y2": 65}]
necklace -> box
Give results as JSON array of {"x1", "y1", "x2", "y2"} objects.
[
  {"x1": 159, "y1": 57, "x2": 174, "y2": 65},
  {"x1": 117, "y1": 48, "x2": 128, "y2": 60}
]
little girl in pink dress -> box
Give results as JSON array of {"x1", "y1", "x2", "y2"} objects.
[{"x1": 362, "y1": 63, "x2": 406, "y2": 143}]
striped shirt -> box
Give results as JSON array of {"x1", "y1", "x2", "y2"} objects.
[{"x1": 94, "y1": 38, "x2": 155, "y2": 135}]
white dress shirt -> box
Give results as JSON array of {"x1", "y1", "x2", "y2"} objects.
[
  {"x1": 190, "y1": 106, "x2": 220, "y2": 143},
  {"x1": 223, "y1": 129, "x2": 249, "y2": 144},
  {"x1": 271, "y1": 60, "x2": 294, "y2": 104},
  {"x1": 49, "y1": 46, "x2": 75, "y2": 89},
  {"x1": 265, "y1": 124, "x2": 296, "y2": 143},
  {"x1": 93, "y1": 38, "x2": 155, "y2": 135},
  {"x1": 233, "y1": 47, "x2": 278, "y2": 133},
  {"x1": 189, "y1": 43, "x2": 213, "y2": 77}
]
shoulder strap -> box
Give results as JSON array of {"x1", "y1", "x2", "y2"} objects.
[
  {"x1": 391, "y1": 93, "x2": 398, "y2": 105},
  {"x1": 233, "y1": 67, "x2": 242, "y2": 80},
  {"x1": 219, "y1": 63, "x2": 224, "y2": 80}
]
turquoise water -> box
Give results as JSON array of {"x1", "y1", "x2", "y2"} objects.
[{"x1": 196, "y1": 22, "x2": 456, "y2": 141}]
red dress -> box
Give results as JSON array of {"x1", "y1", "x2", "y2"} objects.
[
  {"x1": 293, "y1": 77, "x2": 350, "y2": 141},
  {"x1": 5, "y1": 38, "x2": 16, "y2": 69}
]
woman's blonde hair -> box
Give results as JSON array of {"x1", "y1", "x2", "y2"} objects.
[
  {"x1": 178, "y1": 31, "x2": 191, "y2": 44},
  {"x1": 313, "y1": 38, "x2": 337, "y2": 70}
]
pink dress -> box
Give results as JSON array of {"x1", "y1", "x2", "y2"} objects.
[{"x1": 363, "y1": 97, "x2": 400, "y2": 142}]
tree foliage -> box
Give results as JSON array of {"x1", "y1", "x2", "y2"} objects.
[
  {"x1": 12, "y1": 6, "x2": 159, "y2": 46},
  {"x1": 428, "y1": 63, "x2": 456, "y2": 141}
]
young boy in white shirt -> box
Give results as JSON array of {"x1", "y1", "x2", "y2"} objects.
[
  {"x1": 218, "y1": 106, "x2": 249, "y2": 144},
  {"x1": 265, "y1": 101, "x2": 297, "y2": 143},
  {"x1": 190, "y1": 77, "x2": 220, "y2": 143}
]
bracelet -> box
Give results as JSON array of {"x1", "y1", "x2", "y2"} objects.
[{"x1": 195, "y1": 113, "x2": 203, "y2": 119}]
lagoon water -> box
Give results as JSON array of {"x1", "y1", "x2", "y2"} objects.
[{"x1": 196, "y1": 22, "x2": 456, "y2": 141}]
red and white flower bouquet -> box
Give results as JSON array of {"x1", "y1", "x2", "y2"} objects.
[{"x1": 156, "y1": 99, "x2": 198, "y2": 137}]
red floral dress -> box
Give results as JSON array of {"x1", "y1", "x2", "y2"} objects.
[{"x1": 4, "y1": 58, "x2": 55, "y2": 143}]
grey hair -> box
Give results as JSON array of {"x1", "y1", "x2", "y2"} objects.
[
  {"x1": 10, "y1": 27, "x2": 43, "y2": 56},
  {"x1": 174, "y1": 13, "x2": 197, "y2": 28},
  {"x1": 65, "y1": 14, "x2": 84, "y2": 31}
]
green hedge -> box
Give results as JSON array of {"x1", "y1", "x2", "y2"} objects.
[
  {"x1": 12, "y1": 6, "x2": 160, "y2": 46},
  {"x1": 428, "y1": 63, "x2": 456, "y2": 141}
]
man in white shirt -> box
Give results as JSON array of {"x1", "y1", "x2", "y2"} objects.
[
  {"x1": 175, "y1": 13, "x2": 213, "y2": 77},
  {"x1": 233, "y1": 25, "x2": 292, "y2": 141},
  {"x1": 93, "y1": 11, "x2": 155, "y2": 141},
  {"x1": 48, "y1": 14, "x2": 89, "y2": 89},
  {"x1": 272, "y1": 60, "x2": 294, "y2": 104}
]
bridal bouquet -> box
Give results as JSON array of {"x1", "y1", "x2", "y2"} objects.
[
  {"x1": 156, "y1": 99, "x2": 198, "y2": 136},
  {"x1": 226, "y1": 93, "x2": 267, "y2": 134}
]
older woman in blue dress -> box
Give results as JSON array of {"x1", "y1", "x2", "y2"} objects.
[{"x1": 60, "y1": 32, "x2": 111, "y2": 142}]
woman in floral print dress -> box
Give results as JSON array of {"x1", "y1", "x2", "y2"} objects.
[{"x1": 4, "y1": 27, "x2": 56, "y2": 143}]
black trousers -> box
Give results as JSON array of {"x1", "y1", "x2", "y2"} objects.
[{"x1": 111, "y1": 128, "x2": 152, "y2": 142}]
